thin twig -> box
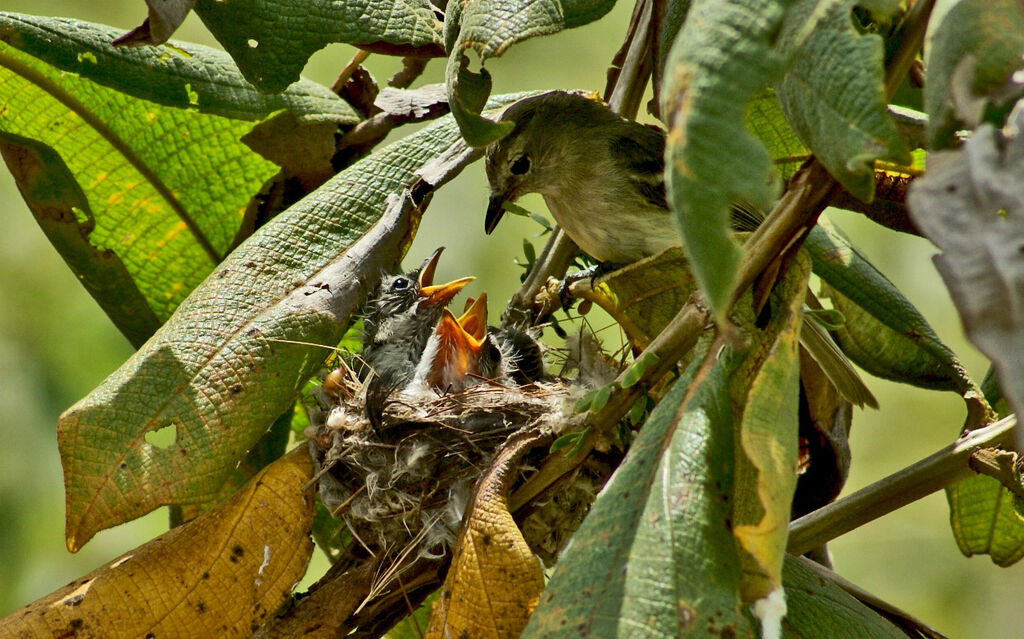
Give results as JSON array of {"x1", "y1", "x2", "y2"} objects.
[
  {"x1": 332, "y1": 49, "x2": 372, "y2": 94},
  {"x1": 787, "y1": 415, "x2": 1017, "y2": 556}
]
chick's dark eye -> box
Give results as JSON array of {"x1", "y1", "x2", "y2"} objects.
[
  {"x1": 391, "y1": 277, "x2": 410, "y2": 291},
  {"x1": 509, "y1": 154, "x2": 531, "y2": 176}
]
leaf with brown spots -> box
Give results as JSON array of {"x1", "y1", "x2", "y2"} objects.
[
  {"x1": 426, "y1": 431, "x2": 546, "y2": 639},
  {"x1": 0, "y1": 446, "x2": 315, "y2": 639}
]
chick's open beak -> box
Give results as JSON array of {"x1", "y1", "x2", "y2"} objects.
[
  {"x1": 458, "y1": 293, "x2": 488, "y2": 342},
  {"x1": 485, "y1": 193, "x2": 509, "y2": 234},
  {"x1": 416, "y1": 247, "x2": 474, "y2": 306}
]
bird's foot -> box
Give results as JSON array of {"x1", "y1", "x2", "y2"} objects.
[{"x1": 558, "y1": 262, "x2": 618, "y2": 306}]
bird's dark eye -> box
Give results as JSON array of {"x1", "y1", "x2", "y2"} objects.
[
  {"x1": 509, "y1": 154, "x2": 531, "y2": 176},
  {"x1": 391, "y1": 277, "x2": 411, "y2": 291}
]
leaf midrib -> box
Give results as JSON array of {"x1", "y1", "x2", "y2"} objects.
[{"x1": 0, "y1": 48, "x2": 222, "y2": 263}]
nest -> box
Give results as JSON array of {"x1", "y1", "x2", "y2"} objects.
[{"x1": 304, "y1": 368, "x2": 588, "y2": 563}]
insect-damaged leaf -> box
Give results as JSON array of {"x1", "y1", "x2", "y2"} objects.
[
  {"x1": 0, "y1": 447, "x2": 314, "y2": 639},
  {"x1": 0, "y1": 13, "x2": 356, "y2": 344},
  {"x1": 57, "y1": 100, "x2": 517, "y2": 551},
  {"x1": 193, "y1": 0, "x2": 446, "y2": 93}
]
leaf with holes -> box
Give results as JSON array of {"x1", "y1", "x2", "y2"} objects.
[
  {"x1": 56, "y1": 100, "x2": 516, "y2": 551},
  {"x1": 0, "y1": 13, "x2": 356, "y2": 346},
  {"x1": 0, "y1": 447, "x2": 315, "y2": 639},
  {"x1": 193, "y1": 0, "x2": 447, "y2": 94}
]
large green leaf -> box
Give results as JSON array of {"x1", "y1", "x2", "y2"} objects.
[
  {"x1": 731, "y1": 251, "x2": 807, "y2": 603},
  {"x1": 193, "y1": 0, "x2": 446, "y2": 94},
  {"x1": 444, "y1": 0, "x2": 616, "y2": 145},
  {"x1": 660, "y1": 0, "x2": 790, "y2": 319},
  {"x1": 924, "y1": 0, "x2": 1024, "y2": 149},
  {"x1": 774, "y1": 0, "x2": 908, "y2": 201},
  {"x1": 805, "y1": 218, "x2": 975, "y2": 394},
  {"x1": 56, "y1": 103, "x2": 508, "y2": 551},
  {"x1": 0, "y1": 13, "x2": 357, "y2": 345},
  {"x1": 778, "y1": 556, "x2": 908, "y2": 638},
  {"x1": 522, "y1": 350, "x2": 751, "y2": 638}
]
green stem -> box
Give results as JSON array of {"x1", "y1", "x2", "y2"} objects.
[{"x1": 787, "y1": 415, "x2": 1017, "y2": 555}]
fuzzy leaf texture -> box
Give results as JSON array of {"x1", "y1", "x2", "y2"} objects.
[
  {"x1": 192, "y1": 0, "x2": 446, "y2": 93},
  {"x1": 907, "y1": 108, "x2": 1024, "y2": 421},
  {"x1": 923, "y1": 0, "x2": 1024, "y2": 149},
  {"x1": 0, "y1": 447, "x2": 315, "y2": 639},
  {"x1": 661, "y1": 0, "x2": 790, "y2": 320},
  {"x1": 521, "y1": 350, "x2": 751, "y2": 638},
  {"x1": 0, "y1": 13, "x2": 356, "y2": 346},
  {"x1": 773, "y1": 0, "x2": 908, "y2": 201},
  {"x1": 444, "y1": 0, "x2": 615, "y2": 145},
  {"x1": 55, "y1": 102, "x2": 510, "y2": 551}
]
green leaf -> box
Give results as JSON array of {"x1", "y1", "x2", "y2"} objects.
[
  {"x1": 621, "y1": 351, "x2": 660, "y2": 388},
  {"x1": 947, "y1": 474, "x2": 1024, "y2": 567},
  {"x1": 779, "y1": 556, "x2": 909, "y2": 638},
  {"x1": 731, "y1": 251, "x2": 807, "y2": 603},
  {"x1": 745, "y1": 88, "x2": 808, "y2": 182},
  {"x1": 773, "y1": 0, "x2": 909, "y2": 201},
  {"x1": 0, "y1": 134, "x2": 162, "y2": 347},
  {"x1": 193, "y1": 0, "x2": 446, "y2": 94},
  {"x1": 924, "y1": 0, "x2": 1024, "y2": 149},
  {"x1": 522, "y1": 349, "x2": 751, "y2": 638},
  {"x1": 0, "y1": 14, "x2": 356, "y2": 122},
  {"x1": 444, "y1": 0, "x2": 615, "y2": 145},
  {"x1": 55, "y1": 103, "x2": 508, "y2": 551},
  {"x1": 0, "y1": 13, "x2": 356, "y2": 344},
  {"x1": 805, "y1": 218, "x2": 974, "y2": 393},
  {"x1": 661, "y1": 0, "x2": 789, "y2": 320}
]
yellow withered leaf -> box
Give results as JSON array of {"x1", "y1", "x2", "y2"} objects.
[
  {"x1": 0, "y1": 446, "x2": 314, "y2": 639},
  {"x1": 426, "y1": 431, "x2": 546, "y2": 639}
]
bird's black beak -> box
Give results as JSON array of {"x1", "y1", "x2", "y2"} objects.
[{"x1": 485, "y1": 193, "x2": 508, "y2": 235}]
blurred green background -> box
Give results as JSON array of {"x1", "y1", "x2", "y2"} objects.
[{"x1": 0, "y1": 2, "x2": 1021, "y2": 636}]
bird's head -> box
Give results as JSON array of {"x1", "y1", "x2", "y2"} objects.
[
  {"x1": 363, "y1": 247, "x2": 474, "y2": 347},
  {"x1": 484, "y1": 92, "x2": 593, "y2": 234}
]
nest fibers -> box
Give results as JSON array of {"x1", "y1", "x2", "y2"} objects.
[{"x1": 304, "y1": 367, "x2": 594, "y2": 563}]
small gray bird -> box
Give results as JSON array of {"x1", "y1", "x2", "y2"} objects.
[
  {"x1": 484, "y1": 91, "x2": 877, "y2": 409},
  {"x1": 360, "y1": 247, "x2": 474, "y2": 402},
  {"x1": 485, "y1": 90, "x2": 676, "y2": 264}
]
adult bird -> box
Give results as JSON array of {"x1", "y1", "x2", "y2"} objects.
[{"x1": 483, "y1": 91, "x2": 876, "y2": 408}]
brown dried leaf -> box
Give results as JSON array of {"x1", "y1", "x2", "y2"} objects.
[
  {"x1": 114, "y1": 0, "x2": 197, "y2": 46},
  {"x1": 426, "y1": 431, "x2": 546, "y2": 639},
  {"x1": 0, "y1": 446, "x2": 314, "y2": 639}
]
